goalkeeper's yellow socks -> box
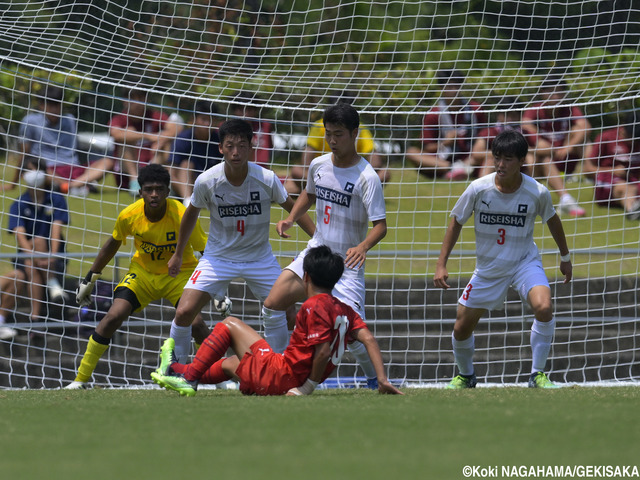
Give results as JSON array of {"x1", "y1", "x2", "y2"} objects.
[{"x1": 74, "y1": 333, "x2": 110, "y2": 383}]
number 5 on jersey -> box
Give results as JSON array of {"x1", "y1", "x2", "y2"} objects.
[{"x1": 323, "y1": 205, "x2": 331, "y2": 224}]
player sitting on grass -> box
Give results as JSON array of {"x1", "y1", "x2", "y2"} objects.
[
  {"x1": 65, "y1": 164, "x2": 209, "y2": 389},
  {"x1": 151, "y1": 245, "x2": 403, "y2": 396},
  {"x1": 434, "y1": 129, "x2": 572, "y2": 389}
]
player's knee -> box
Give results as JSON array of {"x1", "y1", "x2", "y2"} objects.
[{"x1": 534, "y1": 303, "x2": 553, "y2": 323}]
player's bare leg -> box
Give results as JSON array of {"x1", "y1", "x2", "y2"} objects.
[{"x1": 263, "y1": 269, "x2": 305, "y2": 312}]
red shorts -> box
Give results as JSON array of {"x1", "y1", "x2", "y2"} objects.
[
  {"x1": 48, "y1": 164, "x2": 85, "y2": 181},
  {"x1": 595, "y1": 172, "x2": 640, "y2": 204},
  {"x1": 236, "y1": 339, "x2": 300, "y2": 396}
]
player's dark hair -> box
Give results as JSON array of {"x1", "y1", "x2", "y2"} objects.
[
  {"x1": 303, "y1": 245, "x2": 344, "y2": 291},
  {"x1": 218, "y1": 118, "x2": 253, "y2": 144},
  {"x1": 491, "y1": 129, "x2": 529, "y2": 160},
  {"x1": 137, "y1": 163, "x2": 171, "y2": 188},
  {"x1": 194, "y1": 99, "x2": 218, "y2": 116},
  {"x1": 323, "y1": 102, "x2": 359, "y2": 132},
  {"x1": 43, "y1": 85, "x2": 64, "y2": 104},
  {"x1": 437, "y1": 69, "x2": 465, "y2": 86},
  {"x1": 540, "y1": 74, "x2": 568, "y2": 93}
]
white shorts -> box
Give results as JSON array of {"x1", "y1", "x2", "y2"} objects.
[
  {"x1": 286, "y1": 247, "x2": 366, "y2": 319},
  {"x1": 185, "y1": 252, "x2": 282, "y2": 302},
  {"x1": 459, "y1": 257, "x2": 550, "y2": 311}
]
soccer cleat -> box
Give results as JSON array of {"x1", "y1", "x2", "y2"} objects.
[
  {"x1": 557, "y1": 197, "x2": 586, "y2": 217},
  {"x1": 366, "y1": 377, "x2": 378, "y2": 390},
  {"x1": 155, "y1": 338, "x2": 178, "y2": 376},
  {"x1": 528, "y1": 371, "x2": 559, "y2": 389},
  {"x1": 445, "y1": 374, "x2": 477, "y2": 389},
  {"x1": 151, "y1": 371, "x2": 197, "y2": 397},
  {"x1": 64, "y1": 381, "x2": 89, "y2": 390},
  {"x1": 445, "y1": 160, "x2": 473, "y2": 181}
]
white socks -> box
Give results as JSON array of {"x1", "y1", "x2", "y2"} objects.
[
  {"x1": 170, "y1": 321, "x2": 192, "y2": 364},
  {"x1": 452, "y1": 333, "x2": 475, "y2": 376},
  {"x1": 261, "y1": 306, "x2": 289, "y2": 354},
  {"x1": 530, "y1": 318, "x2": 555, "y2": 373}
]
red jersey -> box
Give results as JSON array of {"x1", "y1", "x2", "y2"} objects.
[
  {"x1": 284, "y1": 293, "x2": 368, "y2": 384},
  {"x1": 109, "y1": 109, "x2": 169, "y2": 163},
  {"x1": 250, "y1": 120, "x2": 272, "y2": 167},
  {"x1": 590, "y1": 127, "x2": 634, "y2": 169},
  {"x1": 523, "y1": 103, "x2": 584, "y2": 147},
  {"x1": 421, "y1": 100, "x2": 486, "y2": 160}
]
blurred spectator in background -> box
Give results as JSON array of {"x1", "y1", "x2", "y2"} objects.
[
  {"x1": 109, "y1": 87, "x2": 182, "y2": 195},
  {"x1": 6, "y1": 84, "x2": 112, "y2": 196},
  {"x1": 284, "y1": 90, "x2": 390, "y2": 195},
  {"x1": 168, "y1": 100, "x2": 223, "y2": 204},
  {"x1": 586, "y1": 112, "x2": 640, "y2": 220},
  {"x1": 0, "y1": 160, "x2": 69, "y2": 339},
  {"x1": 469, "y1": 96, "x2": 532, "y2": 178},
  {"x1": 231, "y1": 91, "x2": 273, "y2": 168},
  {"x1": 522, "y1": 76, "x2": 588, "y2": 217},
  {"x1": 405, "y1": 69, "x2": 486, "y2": 180}
]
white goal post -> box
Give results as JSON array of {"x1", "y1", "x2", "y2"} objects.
[{"x1": 1, "y1": 1, "x2": 639, "y2": 388}]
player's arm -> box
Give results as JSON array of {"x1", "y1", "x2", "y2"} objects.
[
  {"x1": 545, "y1": 213, "x2": 572, "y2": 284},
  {"x1": 279, "y1": 196, "x2": 315, "y2": 238},
  {"x1": 276, "y1": 189, "x2": 315, "y2": 238},
  {"x1": 168, "y1": 203, "x2": 201, "y2": 277},
  {"x1": 286, "y1": 341, "x2": 332, "y2": 396},
  {"x1": 344, "y1": 218, "x2": 387, "y2": 269},
  {"x1": 566, "y1": 116, "x2": 589, "y2": 149},
  {"x1": 353, "y1": 327, "x2": 403, "y2": 395},
  {"x1": 76, "y1": 236, "x2": 122, "y2": 306},
  {"x1": 434, "y1": 216, "x2": 463, "y2": 290}
]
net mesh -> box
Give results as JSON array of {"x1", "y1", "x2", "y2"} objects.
[{"x1": 1, "y1": 1, "x2": 640, "y2": 388}]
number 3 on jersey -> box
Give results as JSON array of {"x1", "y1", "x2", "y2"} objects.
[
  {"x1": 497, "y1": 228, "x2": 506, "y2": 245},
  {"x1": 237, "y1": 219, "x2": 245, "y2": 236}
]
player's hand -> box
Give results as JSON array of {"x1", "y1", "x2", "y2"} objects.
[
  {"x1": 276, "y1": 219, "x2": 293, "y2": 238},
  {"x1": 76, "y1": 272, "x2": 101, "y2": 307},
  {"x1": 167, "y1": 254, "x2": 182, "y2": 278},
  {"x1": 345, "y1": 245, "x2": 367, "y2": 269},
  {"x1": 433, "y1": 265, "x2": 450, "y2": 289},
  {"x1": 560, "y1": 260, "x2": 572, "y2": 284},
  {"x1": 378, "y1": 379, "x2": 404, "y2": 395}
]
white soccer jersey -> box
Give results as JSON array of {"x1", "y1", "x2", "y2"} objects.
[
  {"x1": 305, "y1": 153, "x2": 386, "y2": 256},
  {"x1": 191, "y1": 162, "x2": 288, "y2": 262},
  {"x1": 451, "y1": 172, "x2": 556, "y2": 279}
]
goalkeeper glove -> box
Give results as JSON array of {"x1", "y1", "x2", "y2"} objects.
[
  {"x1": 213, "y1": 295, "x2": 232, "y2": 317},
  {"x1": 76, "y1": 271, "x2": 101, "y2": 307}
]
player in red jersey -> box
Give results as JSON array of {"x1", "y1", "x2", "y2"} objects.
[
  {"x1": 586, "y1": 116, "x2": 640, "y2": 220},
  {"x1": 521, "y1": 76, "x2": 588, "y2": 217},
  {"x1": 151, "y1": 245, "x2": 403, "y2": 396}
]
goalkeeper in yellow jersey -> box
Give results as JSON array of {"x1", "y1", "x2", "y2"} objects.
[{"x1": 64, "y1": 164, "x2": 208, "y2": 389}]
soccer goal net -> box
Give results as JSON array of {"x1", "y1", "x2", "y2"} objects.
[{"x1": 1, "y1": 1, "x2": 639, "y2": 388}]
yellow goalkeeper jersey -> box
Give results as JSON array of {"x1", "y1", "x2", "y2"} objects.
[
  {"x1": 112, "y1": 198, "x2": 207, "y2": 275},
  {"x1": 306, "y1": 119, "x2": 376, "y2": 156}
]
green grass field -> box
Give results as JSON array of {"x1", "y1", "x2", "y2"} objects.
[{"x1": 1, "y1": 387, "x2": 638, "y2": 480}]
